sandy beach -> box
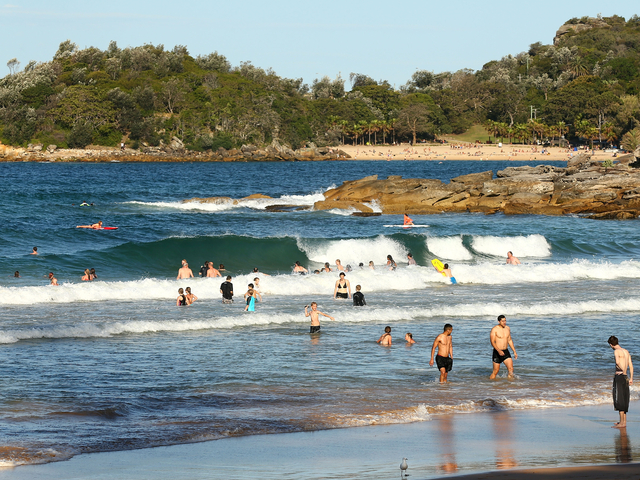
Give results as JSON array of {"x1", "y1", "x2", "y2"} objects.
[
  {"x1": 338, "y1": 143, "x2": 622, "y2": 162},
  {"x1": 0, "y1": 402, "x2": 636, "y2": 480}
]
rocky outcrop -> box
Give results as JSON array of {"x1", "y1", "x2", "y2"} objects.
[
  {"x1": 313, "y1": 162, "x2": 640, "y2": 219},
  {"x1": 554, "y1": 18, "x2": 611, "y2": 45}
]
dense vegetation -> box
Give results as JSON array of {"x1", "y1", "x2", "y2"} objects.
[{"x1": 1, "y1": 14, "x2": 640, "y2": 151}]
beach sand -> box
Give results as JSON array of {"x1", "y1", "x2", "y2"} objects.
[
  {"x1": 0, "y1": 402, "x2": 637, "y2": 479},
  {"x1": 338, "y1": 143, "x2": 622, "y2": 162}
]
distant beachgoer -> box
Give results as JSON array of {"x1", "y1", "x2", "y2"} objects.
[
  {"x1": 293, "y1": 261, "x2": 308, "y2": 274},
  {"x1": 48, "y1": 272, "x2": 58, "y2": 286},
  {"x1": 403, "y1": 214, "x2": 414, "y2": 226},
  {"x1": 335, "y1": 259, "x2": 345, "y2": 271},
  {"x1": 220, "y1": 276, "x2": 234, "y2": 303},
  {"x1": 207, "y1": 263, "x2": 221, "y2": 278},
  {"x1": 506, "y1": 251, "x2": 521, "y2": 265},
  {"x1": 76, "y1": 221, "x2": 103, "y2": 229},
  {"x1": 490, "y1": 315, "x2": 518, "y2": 379},
  {"x1": 218, "y1": 264, "x2": 226, "y2": 272},
  {"x1": 609, "y1": 336, "x2": 634, "y2": 428},
  {"x1": 121, "y1": 142, "x2": 125, "y2": 151},
  {"x1": 353, "y1": 284, "x2": 366, "y2": 306},
  {"x1": 405, "y1": 333, "x2": 416, "y2": 344},
  {"x1": 369, "y1": 261, "x2": 375, "y2": 270},
  {"x1": 442, "y1": 263, "x2": 457, "y2": 285},
  {"x1": 386, "y1": 255, "x2": 397, "y2": 270},
  {"x1": 199, "y1": 262, "x2": 209, "y2": 277},
  {"x1": 377, "y1": 326, "x2": 392, "y2": 345},
  {"x1": 334, "y1": 272, "x2": 351, "y2": 299},
  {"x1": 407, "y1": 253, "x2": 417, "y2": 266},
  {"x1": 252, "y1": 267, "x2": 270, "y2": 276},
  {"x1": 14, "y1": 271, "x2": 20, "y2": 278},
  {"x1": 176, "y1": 288, "x2": 187, "y2": 306},
  {"x1": 305, "y1": 302, "x2": 334, "y2": 333},
  {"x1": 323, "y1": 262, "x2": 332, "y2": 273},
  {"x1": 90, "y1": 268, "x2": 97, "y2": 280},
  {"x1": 430, "y1": 324, "x2": 454, "y2": 383},
  {"x1": 244, "y1": 288, "x2": 256, "y2": 312},
  {"x1": 177, "y1": 263, "x2": 194, "y2": 280},
  {"x1": 31, "y1": 247, "x2": 38, "y2": 255},
  {"x1": 82, "y1": 269, "x2": 91, "y2": 281},
  {"x1": 185, "y1": 287, "x2": 197, "y2": 305}
]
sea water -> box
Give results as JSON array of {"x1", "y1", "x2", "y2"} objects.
[{"x1": 0, "y1": 160, "x2": 638, "y2": 466}]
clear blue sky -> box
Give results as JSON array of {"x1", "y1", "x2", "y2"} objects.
[{"x1": 1, "y1": 1, "x2": 637, "y2": 88}]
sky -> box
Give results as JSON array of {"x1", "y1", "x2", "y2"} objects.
[{"x1": 0, "y1": 0, "x2": 638, "y2": 88}]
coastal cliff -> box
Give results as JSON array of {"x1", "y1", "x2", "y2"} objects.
[{"x1": 313, "y1": 155, "x2": 640, "y2": 219}]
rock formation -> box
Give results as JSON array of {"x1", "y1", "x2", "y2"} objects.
[{"x1": 313, "y1": 159, "x2": 640, "y2": 219}]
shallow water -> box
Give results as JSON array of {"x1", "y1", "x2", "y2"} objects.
[{"x1": 0, "y1": 160, "x2": 638, "y2": 466}]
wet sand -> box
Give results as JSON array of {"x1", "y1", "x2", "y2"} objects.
[{"x1": 0, "y1": 402, "x2": 637, "y2": 480}]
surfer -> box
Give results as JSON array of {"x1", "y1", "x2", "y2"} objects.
[
  {"x1": 76, "y1": 221, "x2": 103, "y2": 229},
  {"x1": 176, "y1": 288, "x2": 187, "y2": 306},
  {"x1": 31, "y1": 246, "x2": 38, "y2": 255},
  {"x1": 177, "y1": 263, "x2": 194, "y2": 280},
  {"x1": 220, "y1": 276, "x2": 234, "y2": 303},
  {"x1": 490, "y1": 315, "x2": 518, "y2": 379},
  {"x1": 403, "y1": 214, "x2": 414, "y2": 226},
  {"x1": 377, "y1": 326, "x2": 392, "y2": 345},
  {"x1": 442, "y1": 264, "x2": 457, "y2": 285},
  {"x1": 405, "y1": 333, "x2": 416, "y2": 344},
  {"x1": 185, "y1": 287, "x2": 197, "y2": 304},
  {"x1": 386, "y1": 255, "x2": 397, "y2": 270},
  {"x1": 506, "y1": 251, "x2": 521, "y2": 265},
  {"x1": 333, "y1": 272, "x2": 351, "y2": 299},
  {"x1": 293, "y1": 261, "x2": 308, "y2": 274},
  {"x1": 407, "y1": 253, "x2": 417, "y2": 265},
  {"x1": 48, "y1": 272, "x2": 58, "y2": 286},
  {"x1": 353, "y1": 285, "x2": 366, "y2": 306},
  {"x1": 609, "y1": 336, "x2": 633, "y2": 428},
  {"x1": 305, "y1": 302, "x2": 335, "y2": 333},
  {"x1": 430, "y1": 324, "x2": 454, "y2": 383}
]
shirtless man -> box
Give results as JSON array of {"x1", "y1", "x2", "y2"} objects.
[
  {"x1": 206, "y1": 263, "x2": 221, "y2": 277},
  {"x1": 490, "y1": 315, "x2": 518, "y2": 379},
  {"x1": 377, "y1": 326, "x2": 392, "y2": 345},
  {"x1": 31, "y1": 247, "x2": 38, "y2": 255},
  {"x1": 305, "y1": 302, "x2": 334, "y2": 333},
  {"x1": 442, "y1": 264, "x2": 457, "y2": 285},
  {"x1": 177, "y1": 262, "x2": 194, "y2": 280},
  {"x1": 333, "y1": 272, "x2": 351, "y2": 299},
  {"x1": 430, "y1": 324, "x2": 454, "y2": 383},
  {"x1": 506, "y1": 251, "x2": 521, "y2": 265},
  {"x1": 609, "y1": 336, "x2": 634, "y2": 428},
  {"x1": 48, "y1": 272, "x2": 59, "y2": 286}
]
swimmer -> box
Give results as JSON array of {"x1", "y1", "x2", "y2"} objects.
[
  {"x1": 506, "y1": 251, "x2": 521, "y2": 265},
  {"x1": 353, "y1": 284, "x2": 366, "y2": 306},
  {"x1": 407, "y1": 253, "x2": 417, "y2": 266},
  {"x1": 335, "y1": 259, "x2": 345, "y2": 272},
  {"x1": 14, "y1": 271, "x2": 20, "y2": 278},
  {"x1": 405, "y1": 333, "x2": 416, "y2": 344},
  {"x1": 31, "y1": 247, "x2": 38, "y2": 255},
  {"x1": 323, "y1": 262, "x2": 332, "y2": 273},
  {"x1": 430, "y1": 324, "x2": 454, "y2": 383},
  {"x1": 220, "y1": 276, "x2": 234, "y2": 303},
  {"x1": 333, "y1": 272, "x2": 351, "y2": 299},
  {"x1": 199, "y1": 261, "x2": 209, "y2": 277},
  {"x1": 253, "y1": 277, "x2": 261, "y2": 293},
  {"x1": 90, "y1": 268, "x2": 97, "y2": 280},
  {"x1": 76, "y1": 221, "x2": 103, "y2": 229},
  {"x1": 244, "y1": 288, "x2": 257, "y2": 311},
  {"x1": 403, "y1": 214, "x2": 414, "y2": 226},
  {"x1": 185, "y1": 287, "x2": 197, "y2": 304},
  {"x1": 442, "y1": 263, "x2": 457, "y2": 284},
  {"x1": 377, "y1": 326, "x2": 392, "y2": 346},
  {"x1": 252, "y1": 267, "x2": 270, "y2": 276},
  {"x1": 313, "y1": 270, "x2": 320, "y2": 274},
  {"x1": 206, "y1": 262, "x2": 221, "y2": 278},
  {"x1": 304, "y1": 302, "x2": 334, "y2": 333},
  {"x1": 245, "y1": 283, "x2": 262, "y2": 302},
  {"x1": 48, "y1": 272, "x2": 58, "y2": 286},
  {"x1": 490, "y1": 315, "x2": 518, "y2": 379},
  {"x1": 369, "y1": 261, "x2": 375, "y2": 270},
  {"x1": 218, "y1": 264, "x2": 226, "y2": 272},
  {"x1": 177, "y1": 262, "x2": 194, "y2": 280},
  {"x1": 82, "y1": 269, "x2": 91, "y2": 281},
  {"x1": 386, "y1": 255, "x2": 397, "y2": 271},
  {"x1": 293, "y1": 261, "x2": 308, "y2": 274},
  {"x1": 176, "y1": 288, "x2": 187, "y2": 306}
]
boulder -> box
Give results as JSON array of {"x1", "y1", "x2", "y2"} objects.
[
  {"x1": 567, "y1": 153, "x2": 592, "y2": 169},
  {"x1": 46, "y1": 145, "x2": 57, "y2": 153},
  {"x1": 451, "y1": 171, "x2": 493, "y2": 184}
]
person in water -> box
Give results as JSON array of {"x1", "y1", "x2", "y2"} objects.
[
  {"x1": 253, "y1": 277, "x2": 261, "y2": 295},
  {"x1": 386, "y1": 255, "x2": 397, "y2": 270},
  {"x1": 442, "y1": 264, "x2": 457, "y2": 284},
  {"x1": 244, "y1": 288, "x2": 257, "y2": 312},
  {"x1": 403, "y1": 214, "x2": 414, "y2": 226},
  {"x1": 407, "y1": 253, "x2": 417, "y2": 265},
  {"x1": 48, "y1": 272, "x2": 58, "y2": 286},
  {"x1": 430, "y1": 324, "x2": 454, "y2": 383},
  {"x1": 177, "y1": 262, "x2": 194, "y2": 280},
  {"x1": 199, "y1": 262, "x2": 209, "y2": 277},
  {"x1": 220, "y1": 276, "x2": 234, "y2": 303},
  {"x1": 252, "y1": 267, "x2": 270, "y2": 276},
  {"x1": 293, "y1": 261, "x2": 308, "y2": 274},
  {"x1": 185, "y1": 287, "x2": 197, "y2": 305},
  {"x1": 323, "y1": 262, "x2": 332, "y2": 273},
  {"x1": 218, "y1": 264, "x2": 227, "y2": 272},
  {"x1": 609, "y1": 336, "x2": 634, "y2": 428},
  {"x1": 304, "y1": 302, "x2": 334, "y2": 334},
  {"x1": 369, "y1": 261, "x2": 375, "y2": 270},
  {"x1": 90, "y1": 268, "x2": 97, "y2": 280},
  {"x1": 31, "y1": 247, "x2": 38, "y2": 255},
  {"x1": 405, "y1": 333, "x2": 416, "y2": 344},
  {"x1": 333, "y1": 272, "x2": 352, "y2": 299},
  {"x1": 14, "y1": 271, "x2": 20, "y2": 278},
  {"x1": 176, "y1": 288, "x2": 187, "y2": 306},
  {"x1": 82, "y1": 269, "x2": 91, "y2": 281},
  {"x1": 245, "y1": 283, "x2": 262, "y2": 302},
  {"x1": 335, "y1": 259, "x2": 345, "y2": 271},
  {"x1": 506, "y1": 251, "x2": 521, "y2": 265},
  {"x1": 353, "y1": 285, "x2": 366, "y2": 306},
  {"x1": 206, "y1": 263, "x2": 221, "y2": 278},
  {"x1": 490, "y1": 315, "x2": 518, "y2": 379},
  {"x1": 377, "y1": 326, "x2": 392, "y2": 345},
  {"x1": 76, "y1": 221, "x2": 103, "y2": 229}
]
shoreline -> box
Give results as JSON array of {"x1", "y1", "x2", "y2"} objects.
[{"x1": 0, "y1": 402, "x2": 637, "y2": 479}]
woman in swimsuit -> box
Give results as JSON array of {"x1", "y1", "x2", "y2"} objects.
[
  {"x1": 323, "y1": 262, "x2": 332, "y2": 273},
  {"x1": 185, "y1": 287, "x2": 197, "y2": 304},
  {"x1": 333, "y1": 272, "x2": 351, "y2": 299},
  {"x1": 386, "y1": 255, "x2": 397, "y2": 270},
  {"x1": 90, "y1": 268, "x2": 97, "y2": 280},
  {"x1": 176, "y1": 288, "x2": 187, "y2": 306},
  {"x1": 82, "y1": 269, "x2": 91, "y2": 281}
]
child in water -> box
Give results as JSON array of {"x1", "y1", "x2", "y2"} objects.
[
  {"x1": 244, "y1": 288, "x2": 256, "y2": 311},
  {"x1": 353, "y1": 285, "x2": 366, "y2": 306}
]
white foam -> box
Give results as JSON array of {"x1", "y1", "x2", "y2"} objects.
[
  {"x1": 426, "y1": 236, "x2": 473, "y2": 261},
  {"x1": 297, "y1": 235, "x2": 407, "y2": 266},
  {"x1": 471, "y1": 234, "x2": 551, "y2": 258}
]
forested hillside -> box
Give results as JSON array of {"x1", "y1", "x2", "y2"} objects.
[{"x1": 1, "y1": 14, "x2": 640, "y2": 151}]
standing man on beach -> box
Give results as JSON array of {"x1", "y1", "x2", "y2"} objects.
[
  {"x1": 490, "y1": 315, "x2": 517, "y2": 379},
  {"x1": 430, "y1": 324, "x2": 454, "y2": 383},
  {"x1": 609, "y1": 336, "x2": 633, "y2": 428}
]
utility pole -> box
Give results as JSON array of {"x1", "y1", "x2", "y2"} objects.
[{"x1": 529, "y1": 105, "x2": 538, "y2": 120}]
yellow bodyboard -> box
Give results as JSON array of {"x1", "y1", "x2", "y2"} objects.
[{"x1": 431, "y1": 259, "x2": 446, "y2": 276}]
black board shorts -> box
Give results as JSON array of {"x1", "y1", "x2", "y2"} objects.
[
  {"x1": 335, "y1": 292, "x2": 348, "y2": 299},
  {"x1": 436, "y1": 355, "x2": 453, "y2": 372},
  {"x1": 613, "y1": 374, "x2": 630, "y2": 413},
  {"x1": 492, "y1": 348, "x2": 512, "y2": 364},
  {"x1": 310, "y1": 325, "x2": 321, "y2": 334}
]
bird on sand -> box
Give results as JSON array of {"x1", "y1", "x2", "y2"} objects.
[{"x1": 400, "y1": 457, "x2": 408, "y2": 476}]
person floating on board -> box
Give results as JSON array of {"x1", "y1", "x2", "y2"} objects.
[
  {"x1": 79, "y1": 201, "x2": 90, "y2": 207},
  {"x1": 442, "y1": 263, "x2": 457, "y2": 285},
  {"x1": 403, "y1": 214, "x2": 414, "y2": 226},
  {"x1": 76, "y1": 221, "x2": 103, "y2": 229},
  {"x1": 609, "y1": 336, "x2": 633, "y2": 428}
]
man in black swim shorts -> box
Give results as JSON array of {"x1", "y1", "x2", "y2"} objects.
[
  {"x1": 430, "y1": 324, "x2": 454, "y2": 383},
  {"x1": 490, "y1": 315, "x2": 518, "y2": 379}
]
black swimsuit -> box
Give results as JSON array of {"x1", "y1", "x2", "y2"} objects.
[{"x1": 178, "y1": 295, "x2": 187, "y2": 306}]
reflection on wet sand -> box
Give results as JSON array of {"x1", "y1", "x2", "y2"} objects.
[
  {"x1": 436, "y1": 415, "x2": 458, "y2": 474},
  {"x1": 493, "y1": 411, "x2": 519, "y2": 470},
  {"x1": 615, "y1": 428, "x2": 633, "y2": 463}
]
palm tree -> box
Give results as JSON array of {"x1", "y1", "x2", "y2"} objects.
[
  {"x1": 339, "y1": 120, "x2": 349, "y2": 145},
  {"x1": 514, "y1": 123, "x2": 528, "y2": 144},
  {"x1": 371, "y1": 120, "x2": 382, "y2": 145},
  {"x1": 602, "y1": 122, "x2": 618, "y2": 146}
]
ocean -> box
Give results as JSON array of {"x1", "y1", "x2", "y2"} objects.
[{"x1": 0, "y1": 159, "x2": 638, "y2": 467}]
